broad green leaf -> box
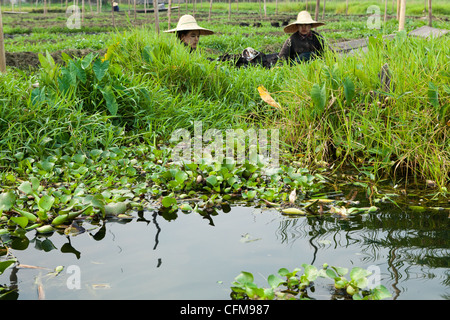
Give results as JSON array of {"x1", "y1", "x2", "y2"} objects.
[
  {"x1": 350, "y1": 267, "x2": 372, "y2": 281},
  {"x1": 205, "y1": 175, "x2": 218, "y2": 187},
  {"x1": 161, "y1": 196, "x2": 177, "y2": 208},
  {"x1": 263, "y1": 288, "x2": 275, "y2": 300},
  {"x1": 104, "y1": 202, "x2": 128, "y2": 215},
  {"x1": 93, "y1": 58, "x2": 110, "y2": 82},
  {"x1": 175, "y1": 171, "x2": 188, "y2": 184},
  {"x1": 325, "y1": 268, "x2": 338, "y2": 279},
  {"x1": 81, "y1": 52, "x2": 95, "y2": 69},
  {"x1": 278, "y1": 268, "x2": 290, "y2": 277},
  {"x1": 74, "y1": 62, "x2": 87, "y2": 83},
  {"x1": 332, "y1": 266, "x2": 348, "y2": 276},
  {"x1": 39, "y1": 195, "x2": 55, "y2": 212},
  {"x1": 73, "y1": 154, "x2": 86, "y2": 164},
  {"x1": 372, "y1": 285, "x2": 392, "y2": 300},
  {"x1": 246, "y1": 190, "x2": 257, "y2": 200},
  {"x1": 428, "y1": 82, "x2": 439, "y2": 109},
  {"x1": 142, "y1": 46, "x2": 154, "y2": 64},
  {"x1": 18, "y1": 181, "x2": 33, "y2": 195},
  {"x1": 39, "y1": 160, "x2": 54, "y2": 172},
  {"x1": 267, "y1": 274, "x2": 285, "y2": 289},
  {"x1": 235, "y1": 271, "x2": 254, "y2": 285},
  {"x1": 0, "y1": 191, "x2": 16, "y2": 212},
  {"x1": 30, "y1": 177, "x2": 40, "y2": 191},
  {"x1": 343, "y1": 77, "x2": 355, "y2": 102},
  {"x1": 101, "y1": 86, "x2": 119, "y2": 116},
  {"x1": 311, "y1": 83, "x2": 326, "y2": 116},
  {"x1": 10, "y1": 216, "x2": 28, "y2": 229},
  {"x1": 0, "y1": 259, "x2": 16, "y2": 275}
]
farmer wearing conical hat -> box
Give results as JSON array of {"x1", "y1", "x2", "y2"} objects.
[
  {"x1": 164, "y1": 15, "x2": 214, "y2": 50},
  {"x1": 278, "y1": 11, "x2": 326, "y2": 63}
]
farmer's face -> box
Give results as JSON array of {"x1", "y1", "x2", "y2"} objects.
[
  {"x1": 181, "y1": 30, "x2": 200, "y2": 49},
  {"x1": 298, "y1": 24, "x2": 312, "y2": 35}
]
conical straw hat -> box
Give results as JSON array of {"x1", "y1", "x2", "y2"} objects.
[
  {"x1": 283, "y1": 11, "x2": 325, "y2": 33},
  {"x1": 164, "y1": 15, "x2": 214, "y2": 35}
]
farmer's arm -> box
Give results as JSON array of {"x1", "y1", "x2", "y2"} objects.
[{"x1": 278, "y1": 37, "x2": 292, "y2": 60}]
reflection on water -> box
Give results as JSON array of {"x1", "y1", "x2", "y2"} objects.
[{"x1": 0, "y1": 192, "x2": 448, "y2": 300}]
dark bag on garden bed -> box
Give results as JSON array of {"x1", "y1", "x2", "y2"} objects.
[{"x1": 217, "y1": 47, "x2": 279, "y2": 69}]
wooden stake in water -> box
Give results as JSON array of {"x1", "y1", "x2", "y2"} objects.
[{"x1": 0, "y1": 5, "x2": 6, "y2": 73}]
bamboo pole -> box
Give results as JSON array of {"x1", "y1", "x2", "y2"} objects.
[
  {"x1": 228, "y1": 0, "x2": 231, "y2": 20},
  {"x1": 384, "y1": 0, "x2": 387, "y2": 23},
  {"x1": 111, "y1": 0, "x2": 115, "y2": 27},
  {"x1": 153, "y1": 0, "x2": 159, "y2": 33},
  {"x1": 398, "y1": 0, "x2": 406, "y2": 30},
  {"x1": 258, "y1": 0, "x2": 261, "y2": 19},
  {"x1": 208, "y1": 0, "x2": 212, "y2": 22},
  {"x1": 168, "y1": 0, "x2": 173, "y2": 28},
  {"x1": 315, "y1": 0, "x2": 320, "y2": 21},
  {"x1": 428, "y1": 0, "x2": 432, "y2": 27},
  {"x1": 345, "y1": 0, "x2": 348, "y2": 15},
  {"x1": 0, "y1": 5, "x2": 6, "y2": 73},
  {"x1": 322, "y1": 0, "x2": 325, "y2": 19}
]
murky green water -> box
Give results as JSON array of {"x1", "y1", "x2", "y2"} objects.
[{"x1": 1, "y1": 190, "x2": 448, "y2": 300}]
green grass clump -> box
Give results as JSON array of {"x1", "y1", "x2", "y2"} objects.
[{"x1": 259, "y1": 32, "x2": 449, "y2": 187}]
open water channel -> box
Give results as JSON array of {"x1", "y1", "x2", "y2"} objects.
[{"x1": 0, "y1": 187, "x2": 448, "y2": 300}]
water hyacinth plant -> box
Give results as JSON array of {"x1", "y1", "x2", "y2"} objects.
[{"x1": 230, "y1": 263, "x2": 392, "y2": 300}]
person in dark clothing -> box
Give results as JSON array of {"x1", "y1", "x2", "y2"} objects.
[{"x1": 278, "y1": 11, "x2": 326, "y2": 63}]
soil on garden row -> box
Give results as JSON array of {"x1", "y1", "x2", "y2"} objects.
[{"x1": 5, "y1": 49, "x2": 106, "y2": 69}]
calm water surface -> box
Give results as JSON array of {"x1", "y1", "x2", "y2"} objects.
[{"x1": 1, "y1": 193, "x2": 448, "y2": 300}]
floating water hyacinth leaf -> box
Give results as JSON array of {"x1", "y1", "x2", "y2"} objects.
[
  {"x1": 18, "y1": 181, "x2": 33, "y2": 195},
  {"x1": 161, "y1": 196, "x2": 177, "y2": 208},
  {"x1": 14, "y1": 208, "x2": 37, "y2": 222},
  {"x1": 51, "y1": 214, "x2": 69, "y2": 226},
  {"x1": 408, "y1": 205, "x2": 426, "y2": 212},
  {"x1": 281, "y1": 208, "x2": 306, "y2": 215},
  {"x1": 0, "y1": 191, "x2": 16, "y2": 212},
  {"x1": 179, "y1": 203, "x2": 193, "y2": 212},
  {"x1": 104, "y1": 202, "x2": 128, "y2": 216},
  {"x1": 36, "y1": 225, "x2": 55, "y2": 234},
  {"x1": 39, "y1": 195, "x2": 55, "y2": 212},
  {"x1": 117, "y1": 214, "x2": 133, "y2": 219},
  {"x1": 0, "y1": 259, "x2": 16, "y2": 276},
  {"x1": 205, "y1": 175, "x2": 218, "y2": 187},
  {"x1": 10, "y1": 216, "x2": 29, "y2": 228}
]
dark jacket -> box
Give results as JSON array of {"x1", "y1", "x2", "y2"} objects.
[{"x1": 278, "y1": 30, "x2": 325, "y2": 61}]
